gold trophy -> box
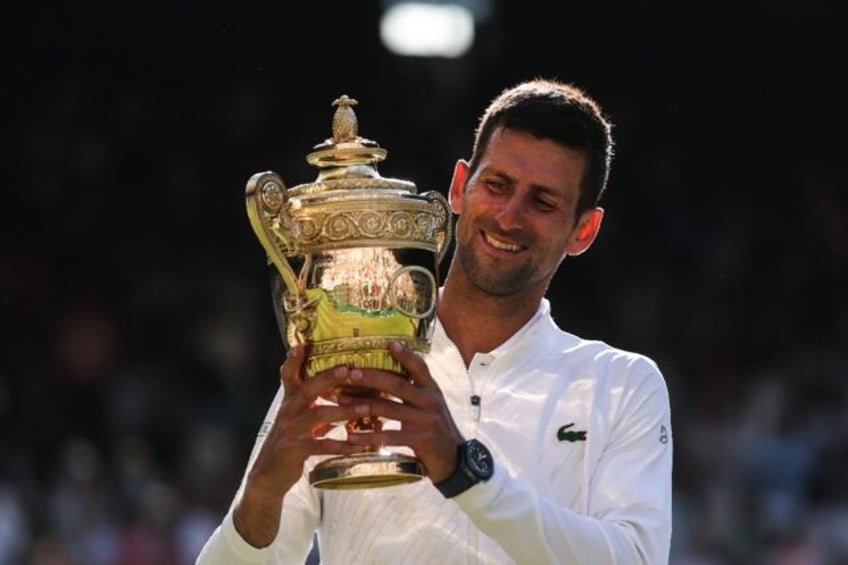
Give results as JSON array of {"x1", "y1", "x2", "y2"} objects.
[{"x1": 245, "y1": 95, "x2": 452, "y2": 489}]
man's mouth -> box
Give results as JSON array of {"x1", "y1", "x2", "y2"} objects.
[{"x1": 483, "y1": 232, "x2": 524, "y2": 252}]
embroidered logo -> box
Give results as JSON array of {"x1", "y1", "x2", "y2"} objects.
[{"x1": 557, "y1": 423, "x2": 587, "y2": 442}]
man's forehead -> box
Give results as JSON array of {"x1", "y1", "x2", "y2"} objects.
[{"x1": 478, "y1": 129, "x2": 585, "y2": 182}]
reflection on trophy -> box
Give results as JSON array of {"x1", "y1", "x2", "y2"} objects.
[{"x1": 245, "y1": 95, "x2": 452, "y2": 489}]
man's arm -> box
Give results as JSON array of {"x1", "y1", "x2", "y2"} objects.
[
  {"x1": 196, "y1": 347, "x2": 368, "y2": 564},
  {"x1": 455, "y1": 367, "x2": 672, "y2": 564}
]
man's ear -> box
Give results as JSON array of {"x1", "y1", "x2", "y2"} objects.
[
  {"x1": 448, "y1": 160, "x2": 470, "y2": 214},
  {"x1": 565, "y1": 207, "x2": 604, "y2": 256}
]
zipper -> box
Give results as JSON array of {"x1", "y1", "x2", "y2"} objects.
[
  {"x1": 466, "y1": 352, "x2": 495, "y2": 426},
  {"x1": 440, "y1": 335, "x2": 484, "y2": 425},
  {"x1": 470, "y1": 394, "x2": 481, "y2": 422}
]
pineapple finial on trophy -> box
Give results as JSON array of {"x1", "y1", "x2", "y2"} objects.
[
  {"x1": 308, "y1": 94, "x2": 386, "y2": 170},
  {"x1": 331, "y1": 95, "x2": 359, "y2": 142}
]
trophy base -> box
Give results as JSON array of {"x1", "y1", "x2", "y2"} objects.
[{"x1": 309, "y1": 451, "x2": 425, "y2": 489}]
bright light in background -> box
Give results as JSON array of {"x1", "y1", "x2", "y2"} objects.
[{"x1": 380, "y1": 3, "x2": 475, "y2": 58}]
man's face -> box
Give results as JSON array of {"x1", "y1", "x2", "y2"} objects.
[{"x1": 450, "y1": 127, "x2": 593, "y2": 297}]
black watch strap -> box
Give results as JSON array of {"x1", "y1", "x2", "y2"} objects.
[{"x1": 434, "y1": 439, "x2": 494, "y2": 498}]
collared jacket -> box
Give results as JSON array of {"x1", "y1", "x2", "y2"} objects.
[{"x1": 197, "y1": 299, "x2": 673, "y2": 564}]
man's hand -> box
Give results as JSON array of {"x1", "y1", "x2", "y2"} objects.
[
  {"x1": 337, "y1": 342, "x2": 465, "y2": 483},
  {"x1": 233, "y1": 345, "x2": 368, "y2": 547}
]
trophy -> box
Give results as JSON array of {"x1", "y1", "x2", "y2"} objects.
[{"x1": 245, "y1": 95, "x2": 452, "y2": 489}]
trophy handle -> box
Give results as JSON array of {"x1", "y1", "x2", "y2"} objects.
[
  {"x1": 245, "y1": 171, "x2": 304, "y2": 304},
  {"x1": 424, "y1": 191, "x2": 453, "y2": 264}
]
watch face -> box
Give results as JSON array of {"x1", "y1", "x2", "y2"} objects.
[{"x1": 466, "y1": 440, "x2": 493, "y2": 478}]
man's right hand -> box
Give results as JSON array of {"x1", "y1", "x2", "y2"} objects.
[{"x1": 232, "y1": 345, "x2": 367, "y2": 548}]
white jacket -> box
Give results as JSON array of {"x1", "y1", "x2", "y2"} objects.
[{"x1": 197, "y1": 299, "x2": 673, "y2": 564}]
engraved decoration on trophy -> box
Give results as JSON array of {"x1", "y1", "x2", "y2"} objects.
[{"x1": 245, "y1": 95, "x2": 452, "y2": 489}]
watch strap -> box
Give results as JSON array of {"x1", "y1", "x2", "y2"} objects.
[{"x1": 434, "y1": 439, "x2": 493, "y2": 498}]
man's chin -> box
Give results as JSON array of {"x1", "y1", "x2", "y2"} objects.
[
  {"x1": 468, "y1": 273, "x2": 529, "y2": 297},
  {"x1": 458, "y1": 249, "x2": 533, "y2": 296}
]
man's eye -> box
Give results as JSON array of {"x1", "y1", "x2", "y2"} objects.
[
  {"x1": 485, "y1": 180, "x2": 506, "y2": 192},
  {"x1": 535, "y1": 198, "x2": 556, "y2": 211}
]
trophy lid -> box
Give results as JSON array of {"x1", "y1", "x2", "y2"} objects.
[{"x1": 292, "y1": 95, "x2": 416, "y2": 195}]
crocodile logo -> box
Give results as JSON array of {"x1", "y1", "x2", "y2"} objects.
[{"x1": 557, "y1": 423, "x2": 587, "y2": 442}]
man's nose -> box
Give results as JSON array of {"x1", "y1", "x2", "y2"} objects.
[{"x1": 494, "y1": 196, "x2": 524, "y2": 230}]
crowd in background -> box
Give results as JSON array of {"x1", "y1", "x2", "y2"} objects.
[{"x1": 2, "y1": 3, "x2": 845, "y2": 563}]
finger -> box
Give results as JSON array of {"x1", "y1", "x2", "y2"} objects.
[
  {"x1": 347, "y1": 368, "x2": 412, "y2": 402},
  {"x1": 274, "y1": 403, "x2": 361, "y2": 447},
  {"x1": 310, "y1": 419, "x2": 356, "y2": 439},
  {"x1": 301, "y1": 365, "x2": 354, "y2": 402},
  {"x1": 308, "y1": 403, "x2": 372, "y2": 429},
  {"x1": 280, "y1": 345, "x2": 306, "y2": 389},
  {"x1": 309, "y1": 437, "x2": 369, "y2": 456},
  {"x1": 278, "y1": 345, "x2": 325, "y2": 417},
  {"x1": 338, "y1": 394, "x2": 431, "y2": 427},
  {"x1": 346, "y1": 429, "x2": 430, "y2": 450},
  {"x1": 347, "y1": 367, "x2": 430, "y2": 406},
  {"x1": 310, "y1": 422, "x2": 334, "y2": 438},
  {"x1": 281, "y1": 360, "x2": 350, "y2": 414},
  {"x1": 388, "y1": 341, "x2": 440, "y2": 389}
]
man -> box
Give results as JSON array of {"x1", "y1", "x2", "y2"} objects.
[{"x1": 198, "y1": 78, "x2": 673, "y2": 564}]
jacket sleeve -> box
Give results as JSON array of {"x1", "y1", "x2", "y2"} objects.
[
  {"x1": 195, "y1": 385, "x2": 321, "y2": 565},
  {"x1": 454, "y1": 363, "x2": 673, "y2": 564}
]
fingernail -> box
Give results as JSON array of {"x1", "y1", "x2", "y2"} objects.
[
  {"x1": 334, "y1": 366, "x2": 348, "y2": 379},
  {"x1": 389, "y1": 341, "x2": 402, "y2": 353},
  {"x1": 350, "y1": 369, "x2": 363, "y2": 381},
  {"x1": 355, "y1": 404, "x2": 369, "y2": 415}
]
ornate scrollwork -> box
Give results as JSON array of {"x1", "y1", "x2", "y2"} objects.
[{"x1": 289, "y1": 206, "x2": 445, "y2": 251}]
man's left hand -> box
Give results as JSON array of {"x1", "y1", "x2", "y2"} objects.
[{"x1": 337, "y1": 341, "x2": 464, "y2": 483}]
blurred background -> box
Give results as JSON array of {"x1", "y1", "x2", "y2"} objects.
[{"x1": 1, "y1": 1, "x2": 846, "y2": 563}]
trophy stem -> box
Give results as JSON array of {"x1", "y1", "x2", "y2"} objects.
[{"x1": 309, "y1": 452, "x2": 425, "y2": 489}]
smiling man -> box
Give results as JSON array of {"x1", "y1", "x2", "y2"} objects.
[{"x1": 198, "y1": 79, "x2": 673, "y2": 564}]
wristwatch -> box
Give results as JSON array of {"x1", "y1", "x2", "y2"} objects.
[{"x1": 434, "y1": 439, "x2": 494, "y2": 498}]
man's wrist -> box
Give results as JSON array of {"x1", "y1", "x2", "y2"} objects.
[
  {"x1": 434, "y1": 439, "x2": 495, "y2": 498},
  {"x1": 233, "y1": 484, "x2": 285, "y2": 548}
]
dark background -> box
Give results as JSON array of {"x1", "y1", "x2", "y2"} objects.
[{"x1": 2, "y1": 1, "x2": 846, "y2": 563}]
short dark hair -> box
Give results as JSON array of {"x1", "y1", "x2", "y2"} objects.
[{"x1": 468, "y1": 78, "x2": 614, "y2": 217}]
